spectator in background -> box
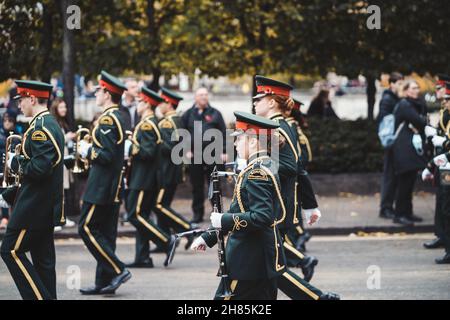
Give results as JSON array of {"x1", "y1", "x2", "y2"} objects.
[
  {"x1": 378, "y1": 72, "x2": 404, "y2": 219},
  {"x1": 120, "y1": 79, "x2": 139, "y2": 131},
  {"x1": 50, "y1": 98, "x2": 76, "y2": 229},
  {"x1": 7, "y1": 84, "x2": 19, "y2": 118},
  {"x1": 0, "y1": 111, "x2": 18, "y2": 229},
  {"x1": 307, "y1": 89, "x2": 339, "y2": 119},
  {"x1": 392, "y1": 80, "x2": 429, "y2": 226},
  {"x1": 182, "y1": 87, "x2": 227, "y2": 223}
]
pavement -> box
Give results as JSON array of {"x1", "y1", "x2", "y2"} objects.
[{"x1": 0, "y1": 233, "x2": 449, "y2": 300}]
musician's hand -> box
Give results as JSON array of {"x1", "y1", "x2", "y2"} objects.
[
  {"x1": 304, "y1": 208, "x2": 321, "y2": 226},
  {"x1": 6, "y1": 152, "x2": 15, "y2": 169},
  {"x1": 79, "y1": 140, "x2": 91, "y2": 159},
  {"x1": 434, "y1": 154, "x2": 449, "y2": 167},
  {"x1": 432, "y1": 135, "x2": 446, "y2": 148},
  {"x1": 124, "y1": 139, "x2": 132, "y2": 160},
  {"x1": 210, "y1": 211, "x2": 223, "y2": 228},
  {"x1": 421, "y1": 168, "x2": 434, "y2": 181},
  {"x1": 190, "y1": 236, "x2": 207, "y2": 251}
]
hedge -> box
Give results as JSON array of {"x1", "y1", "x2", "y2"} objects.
[{"x1": 304, "y1": 118, "x2": 384, "y2": 173}]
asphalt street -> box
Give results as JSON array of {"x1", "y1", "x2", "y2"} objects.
[{"x1": 0, "y1": 233, "x2": 448, "y2": 300}]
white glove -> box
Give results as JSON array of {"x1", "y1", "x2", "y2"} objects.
[
  {"x1": 0, "y1": 195, "x2": 10, "y2": 209},
  {"x1": 190, "y1": 236, "x2": 207, "y2": 251},
  {"x1": 210, "y1": 211, "x2": 223, "y2": 229},
  {"x1": 421, "y1": 168, "x2": 434, "y2": 181},
  {"x1": 432, "y1": 135, "x2": 447, "y2": 148},
  {"x1": 124, "y1": 139, "x2": 133, "y2": 160},
  {"x1": 425, "y1": 126, "x2": 438, "y2": 138},
  {"x1": 434, "y1": 154, "x2": 449, "y2": 167},
  {"x1": 78, "y1": 140, "x2": 91, "y2": 159},
  {"x1": 304, "y1": 208, "x2": 321, "y2": 226},
  {"x1": 6, "y1": 152, "x2": 15, "y2": 169}
]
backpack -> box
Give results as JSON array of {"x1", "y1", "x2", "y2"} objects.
[{"x1": 378, "y1": 103, "x2": 405, "y2": 148}]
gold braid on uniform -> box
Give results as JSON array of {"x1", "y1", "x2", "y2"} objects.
[{"x1": 232, "y1": 215, "x2": 248, "y2": 231}]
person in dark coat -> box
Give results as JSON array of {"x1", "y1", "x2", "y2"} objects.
[
  {"x1": 181, "y1": 87, "x2": 227, "y2": 223},
  {"x1": 307, "y1": 89, "x2": 339, "y2": 120},
  {"x1": 391, "y1": 80, "x2": 430, "y2": 226},
  {"x1": 377, "y1": 72, "x2": 404, "y2": 219}
]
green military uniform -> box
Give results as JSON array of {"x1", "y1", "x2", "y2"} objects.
[
  {"x1": 201, "y1": 111, "x2": 285, "y2": 300},
  {"x1": 431, "y1": 82, "x2": 450, "y2": 263},
  {"x1": 78, "y1": 71, "x2": 128, "y2": 290},
  {"x1": 433, "y1": 107, "x2": 450, "y2": 244},
  {"x1": 153, "y1": 88, "x2": 193, "y2": 235},
  {"x1": 125, "y1": 87, "x2": 175, "y2": 266},
  {"x1": 252, "y1": 77, "x2": 307, "y2": 269},
  {"x1": 252, "y1": 76, "x2": 338, "y2": 300},
  {"x1": 286, "y1": 102, "x2": 318, "y2": 251},
  {"x1": 0, "y1": 80, "x2": 64, "y2": 300}
]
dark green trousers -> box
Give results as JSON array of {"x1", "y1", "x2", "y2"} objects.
[
  {"x1": 279, "y1": 228, "x2": 305, "y2": 268},
  {"x1": 440, "y1": 185, "x2": 450, "y2": 253},
  {"x1": 214, "y1": 277, "x2": 277, "y2": 300},
  {"x1": 153, "y1": 185, "x2": 191, "y2": 234},
  {"x1": 0, "y1": 227, "x2": 56, "y2": 300},
  {"x1": 78, "y1": 202, "x2": 125, "y2": 287},
  {"x1": 434, "y1": 185, "x2": 445, "y2": 239},
  {"x1": 277, "y1": 268, "x2": 323, "y2": 300},
  {"x1": 126, "y1": 189, "x2": 171, "y2": 262}
]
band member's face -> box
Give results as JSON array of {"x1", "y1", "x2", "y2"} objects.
[
  {"x1": 18, "y1": 96, "x2": 33, "y2": 117},
  {"x1": 158, "y1": 102, "x2": 170, "y2": 115},
  {"x1": 234, "y1": 134, "x2": 249, "y2": 160},
  {"x1": 136, "y1": 99, "x2": 148, "y2": 116},
  {"x1": 437, "y1": 87, "x2": 446, "y2": 100},
  {"x1": 253, "y1": 96, "x2": 274, "y2": 118},
  {"x1": 95, "y1": 88, "x2": 107, "y2": 107}
]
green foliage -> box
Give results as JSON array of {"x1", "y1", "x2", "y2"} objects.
[{"x1": 305, "y1": 118, "x2": 384, "y2": 173}]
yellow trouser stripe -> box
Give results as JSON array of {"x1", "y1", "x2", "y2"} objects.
[
  {"x1": 284, "y1": 235, "x2": 293, "y2": 246},
  {"x1": 84, "y1": 204, "x2": 121, "y2": 274},
  {"x1": 156, "y1": 189, "x2": 190, "y2": 230},
  {"x1": 296, "y1": 226, "x2": 304, "y2": 235},
  {"x1": 283, "y1": 242, "x2": 305, "y2": 259},
  {"x1": 224, "y1": 280, "x2": 238, "y2": 301},
  {"x1": 136, "y1": 191, "x2": 168, "y2": 243},
  {"x1": 11, "y1": 229, "x2": 43, "y2": 300},
  {"x1": 282, "y1": 272, "x2": 319, "y2": 300}
]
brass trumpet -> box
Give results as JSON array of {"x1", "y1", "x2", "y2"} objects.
[
  {"x1": 72, "y1": 125, "x2": 91, "y2": 174},
  {"x1": 2, "y1": 132, "x2": 22, "y2": 187}
]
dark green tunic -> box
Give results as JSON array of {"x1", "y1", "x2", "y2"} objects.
[
  {"x1": 202, "y1": 152, "x2": 286, "y2": 281},
  {"x1": 128, "y1": 114, "x2": 162, "y2": 190},
  {"x1": 158, "y1": 111, "x2": 183, "y2": 187},
  {"x1": 83, "y1": 105, "x2": 125, "y2": 205},
  {"x1": 270, "y1": 113, "x2": 298, "y2": 230},
  {"x1": 9, "y1": 110, "x2": 65, "y2": 230}
]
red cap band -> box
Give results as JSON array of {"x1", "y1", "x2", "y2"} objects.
[
  {"x1": 17, "y1": 87, "x2": 51, "y2": 99},
  {"x1": 257, "y1": 85, "x2": 291, "y2": 97},
  {"x1": 99, "y1": 79, "x2": 124, "y2": 95},
  {"x1": 161, "y1": 94, "x2": 179, "y2": 106},
  {"x1": 139, "y1": 93, "x2": 161, "y2": 107},
  {"x1": 235, "y1": 121, "x2": 274, "y2": 135}
]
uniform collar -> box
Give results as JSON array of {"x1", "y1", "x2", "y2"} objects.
[
  {"x1": 30, "y1": 110, "x2": 50, "y2": 125},
  {"x1": 103, "y1": 104, "x2": 119, "y2": 114},
  {"x1": 247, "y1": 150, "x2": 269, "y2": 166},
  {"x1": 165, "y1": 110, "x2": 177, "y2": 117},
  {"x1": 269, "y1": 112, "x2": 283, "y2": 120}
]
